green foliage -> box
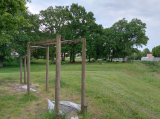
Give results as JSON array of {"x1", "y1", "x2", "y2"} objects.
[
  {"x1": 1, "y1": 3, "x2": 150, "y2": 66},
  {"x1": 152, "y1": 45, "x2": 160, "y2": 57},
  {"x1": 128, "y1": 50, "x2": 143, "y2": 60},
  {"x1": 111, "y1": 18, "x2": 149, "y2": 61},
  {"x1": 0, "y1": 0, "x2": 32, "y2": 67},
  {"x1": 143, "y1": 48, "x2": 151, "y2": 57},
  {"x1": 0, "y1": 0, "x2": 30, "y2": 43},
  {"x1": 141, "y1": 61, "x2": 160, "y2": 67},
  {"x1": 65, "y1": 3, "x2": 96, "y2": 62}
]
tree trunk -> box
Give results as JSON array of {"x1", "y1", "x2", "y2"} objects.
[
  {"x1": 64, "y1": 53, "x2": 65, "y2": 61},
  {"x1": 62, "y1": 52, "x2": 65, "y2": 61},
  {"x1": 0, "y1": 57, "x2": 3, "y2": 67},
  {"x1": 52, "y1": 56, "x2": 54, "y2": 64},
  {"x1": 0, "y1": 61, "x2": 3, "y2": 67},
  {"x1": 123, "y1": 55, "x2": 127, "y2": 62},
  {"x1": 72, "y1": 51, "x2": 75, "y2": 63},
  {"x1": 89, "y1": 55, "x2": 90, "y2": 62},
  {"x1": 61, "y1": 52, "x2": 63, "y2": 61},
  {"x1": 70, "y1": 51, "x2": 72, "y2": 63},
  {"x1": 52, "y1": 50, "x2": 54, "y2": 64}
]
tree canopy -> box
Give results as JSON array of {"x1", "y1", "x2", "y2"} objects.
[
  {"x1": 143, "y1": 48, "x2": 151, "y2": 57},
  {"x1": 152, "y1": 45, "x2": 160, "y2": 57},
  {"x1": 0, "y1": 2, "x2": 151, "y2": 67},
  {"x1": 0, "y1": 0, "x2": 31, "y2": 43},
  {"x1": 111, "y1": 18, "x2": 149, "y2": 61}
]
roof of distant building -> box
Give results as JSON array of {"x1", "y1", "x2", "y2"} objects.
[{"x1": 147, "y1": 54, "x2": 154, "y2": 57}]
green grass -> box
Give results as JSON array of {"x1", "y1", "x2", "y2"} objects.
[
  {"x1": 39, "y1": 109, "x2": 66, "y2": 119},
  {"x1": 0, "y1": 58, "x2": 160, "y2": 118}
]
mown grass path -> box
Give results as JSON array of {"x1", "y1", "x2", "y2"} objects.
[{"x1": 0, "y1": 59, "x2": 160, "y2": 119}]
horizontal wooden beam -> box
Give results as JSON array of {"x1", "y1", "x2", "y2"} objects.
[
  {"x1": 22, "y1": 46, "x2": 40, "y2": 58},
  {"x1": 30, "y1": 36, "x2": 65, "y2": 46},
  {"x1": 22, "y1": 38, "x2": 83, "y2": 58},
  {"x1": 31, "y1": 46, "x2": 46, "y2": 48},
  {"x1": 30, "y1": 38, "x2": 56, "y2": 46},
  {"x1": 43, "y1": 39, "x2": 83, "y2": 46}
]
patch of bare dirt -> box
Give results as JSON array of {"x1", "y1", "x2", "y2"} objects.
[
  {"x1": 126, "y1": 73, "x2": 138, "y2": 77},
  {"x1": 0, "y1": 79, "x2": 17, "y2": 85}
]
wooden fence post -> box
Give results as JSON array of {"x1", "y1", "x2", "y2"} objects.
[
  {"x1": 24, "y1": 57, "x2": 26, "y2": 83},
  {"x1": 55, "y1": 34, "x2": 61, "y2": 113},
  {"x1": 20, "y1": 57, "x2": 22, "y2": 83},
  {"x1": 27, "y1": 42, "x2": 30, "y2": 95},
  {"x1": 81, "y1": 38, "x2": 87, "y2": 113},
  {"x1": 46, "y1": 45, "x2": 49, "y2": 91}
]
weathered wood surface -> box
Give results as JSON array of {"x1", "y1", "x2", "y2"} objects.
[
  {"x1": 55, "y1": 34, "x2": 61, "y2": 113},
  {"x1": 81, "y1": 38, "x2": 86, "y2": 113},
  {"x1": 46, "y1": 46, "x2": 49, "y2": 91},
  {"x1": 22, "y1": 46, "x2": 40, "y2": 58},
  {"x1": 24, "y1": 57, "x2": 26, "y2": 83},
  {"x1": 30, "y1": 38, "x2": 56, "y2": 45},
  {"x1": 30, "y1": 36, "x2": 65, "y2": 46},
  {"x1": 20, "y1": 57, "x2": 22, "y2": 84},
  {"x1": 27, "y1": 42, "x2": 30, "y2": 95},
  {"x1": 43, "y1": 39, "x2": 83, "y2": 46}
]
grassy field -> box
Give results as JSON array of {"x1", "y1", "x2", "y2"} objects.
[{"x1": 0, "y1": 58, "x2": 160, "y2": 119}]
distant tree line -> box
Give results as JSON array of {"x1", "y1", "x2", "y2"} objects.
[
  {"x1": 128, "y1": 48, "x2": 151, "y2": 60},
  {"x1": 0, "y1": 1, "x2": 149, "y2": 67}
]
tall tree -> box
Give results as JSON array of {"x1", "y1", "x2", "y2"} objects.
[
  {"x1": 111, "y1": 18, "x2": 149, "y2": 62},
  {"x1": 103, "y1": 27, "x2": 117, "y2": 61},
  {"x1": 0, "y1": 0, "x2": 30, "y2": 43},
  {"x1": 11, "y1": 11, "x2": 41, "y2": 57},
  {"x1": 39, "y1": 6, "x2": 70, "y2": 63},
  {"x1": 143, "y1": 48, "x2": 151, "y2": 57},
  {"x1": 91, "y1": 24, "x2": 104, "y2": 60},
  {"x1": 67, "y1": 3, "x2": 95, "y2": 62},
  {"x1": 0, "y1": 0, "x2": 31, "y2": 67}
]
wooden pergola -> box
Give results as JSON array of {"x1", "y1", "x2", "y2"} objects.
[{"x1": 20, "y1": 34, "x2": 87, "y2": 113}]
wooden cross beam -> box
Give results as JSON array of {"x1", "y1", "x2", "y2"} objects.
[
  {"x1": 22, "y1": 46, "x2": 41, "y2": 58},
  {"x1": 30, "y1": 36, "x2": 65, "y2": 46},
  {"x1": 42, "y1": 39, "x2": 83, "y2": 46}
]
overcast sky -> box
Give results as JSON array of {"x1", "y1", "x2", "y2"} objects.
[{"x1": 26, "y1": 0, "x2": 160, "y2": 52}]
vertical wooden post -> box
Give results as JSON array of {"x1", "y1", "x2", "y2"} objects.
[
  {"x1": 27, "y1": 42, "x2": 30, "y2": 95},
  {"x1": 81, "y1": 38, "x2": 86, "y2": 113},
  {"x1": 20, "y1": 57, "x2": 22, "y2": 83},
  {"x1": 24, "y1": 57, "x2": 26, "y2": 83},
  {"x1": 46, "y1": 46, "x2": 49, "y2": 91},
  {"x1": 55, "y1": 34, "x2": 61, "y2": 113}
]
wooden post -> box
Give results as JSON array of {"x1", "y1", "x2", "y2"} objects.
[
  {"x1": 81, "y1": 38, "x2": 87, "y2": 113},
  {"x1": 20, "y1": 57, "x2": 22, "y2": 83},
  {"x1": 55, "y1": 34, "x2": 61, "y2": 113},
  {"x1": 27, "y1": 42, "x2": 30, "y2": 95},
  {"x1": 46, "y1": 45, "x2": 49, "y2": 91},
  {"x1": 24, "y1": 57, "x2": 26, "y2": 83},
  {"x1": 56, "y1": 114, "x2": 61, "y2": 119}
]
